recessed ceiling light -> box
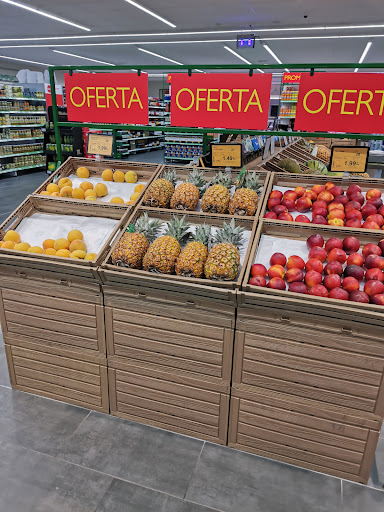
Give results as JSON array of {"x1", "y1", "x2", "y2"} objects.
[
  {"x1": 1, "y1": 0, "x2": 90, "y2": 31},
  {"x1": 0, "y1": 54, "x2": 51, "y2": 66},
  {"x1": 137, "y1": 47, "x2": 182, "y2": 65},
  {"x1": 354, "y1": 41, "x2": 372, "y2": 72},
  {"x1": 122, "y1": 0, "x2": 176, "y2": 28},
  {"x1": 53, "y1": 50, "x2": 115, "y2": 66}
]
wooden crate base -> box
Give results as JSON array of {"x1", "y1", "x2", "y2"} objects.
[
  {"x1": 5, "y1": 343, "x2": 109, "y2": 413},
  {"x1": 229, "y1": 385, "x2": 382, "y2": 484},
  {"x1": 109, "y1": 358, "x2": 229, "y2": 444}
]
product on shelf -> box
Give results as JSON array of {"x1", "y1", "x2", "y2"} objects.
[
  {"x1": 175, "y1": 224, "x2": 211, "y2": 278},
  {"x1": 143, "y1": 169, "x2": 177, "y2": 208},
  {"x1": 170, "y1": 168, "x2": 205, "y2": 211},
  {"x1": 276, "y1": 158, "x2": 301, "y2": 173},
  {"x1": 201, "y1": 172, "x2": 232, "y2": 214},
  {"x1": 229, "y1": 172, "x2": 261, "y2": 216}
]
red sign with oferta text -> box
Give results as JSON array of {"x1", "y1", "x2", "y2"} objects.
[
  {"x1": 295, "y1": 73, "x2": 384, "y2": 134},
  {"x1": 65, "y1": 73, "x2": 148, "y2": 124},
  {"x1": 171, "y1": 73, "x2": 272, "y2": 130}
]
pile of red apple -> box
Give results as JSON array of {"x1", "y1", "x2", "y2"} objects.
[
  {"x1": 249, "y1": 234, "x2": 384, "y2": 304},
  {"x1": 265, "y1": 182, "x2": 384, "y2": 230}
]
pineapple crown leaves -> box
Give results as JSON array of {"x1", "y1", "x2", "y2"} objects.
[
  {"x1": 126, "y1": 213, "x2": 162, "y2": 242},
  {"x1": 161, "y1": 168, "x2": 178, "y2": 187},
  {"x1": 208, "y1": 171, "x2": 232, "y2": 190},
  {"x1": 192, "y1": 224, "x2": 212, "y2": 246},
  {"x1": 164, "y1": 215, "x2": 191, "y2": 243},
  {"x1": 214, "y1": 219, "x2": 245, "y2": 248},
  {"x1": 236, "y1": 171, "x2": 261, "y2": 193},
  {"x1": 186, "y1": 168, "x2": 206, "y2": 195}
]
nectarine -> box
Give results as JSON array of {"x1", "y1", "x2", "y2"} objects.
[
  {"x1": 268, "y1": 265, "x2": 285, "y2": 279},
  {"x1": 362, "y1": 243, "x2": 382, "y2": 258},
  {"x1": 327, "y1": 248, "x2": 347, "y2": 264},
  {"x1": 309, "y1": 284, "x2": 328, "y2": 297},
  {"x1": 306, "y1": 258, "x2": 323, "y2": 273},
  {"x1": 264, "y1": 212, "x2": 277, "y2": 219},
  {"x1": 329, "y1": 288, "x2": 349, "y2": 300},
  {"x1": 295, "y1": 215, "x2": 310, "y2": 223},
  {"x1": 267, "y1": 277, "x2": 286, "y2": 290},
  {"x1": 305, "y1": 270, "x2": 323, "y2": 288},
  {"x1": 270, "y1": 253, "x2": 287, "y2": 267},
  {"x1": 287, "y1": 255, "x2": 305, "y2": 270},
  {"x1": 288, "y1": 282, "x2": 308, "y2": 294},
  {"x1": 344, "y1": 264, "x2": 365, "y2": 281},
  {"x1": 365, "y1": 268, "x2": 384, "y2": 282},
  {"x1": 342, "y1": 276, "x2": 360, "y2": 292},
  {"x1": 324, "y1": 261, "x2": 344, "y2": 275},
  {"x1": 307, "y1": 234, "x2": 324, "y2": 249},
  {"x1": 323, "y1": 274, "x2": 341, "y2": 290},
  {"x1": 251, "y1": 264, "x2": 268, "y2": 277},
  {"x1": 349, "y1": 290, "x2": 370, "y2": 303},
  {"x1": 343, "y1": 236, "x2": 360, "y2": 254},
  {"x1": 364, "y1": 280, "x2": 384, "y2": 296},
  {"x1": 285, "y1": 268, "x2": 304, "y2": 283},
  {"x1": 249, "y1": 276, "x2": 267, "y2": 287},
  {"x1": 325, "y1": 237, "x2": 343, "y2": 252},
  {"x1": 308, "y1": 246, "x2": 327, "y2": 262}
]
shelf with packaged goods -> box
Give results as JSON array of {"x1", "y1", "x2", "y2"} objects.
[
  {"x1": 0, "y1": 97, "x2": 46, "y2": 102},
  {"x1": 0, "y1": 150, "x2": 43, "y2": 159},
  {"x1": 0, "y1": 136, "x2": 44, "y2": 143},
  {"x1": 165, "y1": 141, "x2": 203, "y2": 146},
  {"x1": 280, "y1": 100, "x2": 297, "y2": 103},
  {"x1": 0, "y1": 163, "x2": 45, "y2": 174},
  {"x1": 0, "y1": 124, "x2": 45, "y2": 129},
  {"x1": 117, "y1": 144, "x2": 164, "y2": 156},
  {"x1": 0, "y1": 110, "x2": 47, "y2": 114},
  {"x1": 117, "y1": 135, "x2": 163, "y2": 143},
  {"x1": 164, "y1": 156, "x2": 196, "y2": 161}
]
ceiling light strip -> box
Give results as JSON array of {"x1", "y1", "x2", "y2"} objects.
[
  {"x1": 354, "y1": 41, "x2": 372, "y2": 72},
  {"x1": 122, "y1": 0, "x2": 176, "y2": 28},
  {"x1": 1, "y1": 0, "x2": 90, "y2": 31},
  {"x1": 224, "y1": 46, "x2": 251, "y2": 65},
  {"x1": 0, "y1": 54, "x2": 51, "y2": 66},
  {"x1": 138, "y1": 47, "x2": 182, "y2": 64},
  {"x1": 53, "y1": 49, "x2": 115, "y2": 65}
]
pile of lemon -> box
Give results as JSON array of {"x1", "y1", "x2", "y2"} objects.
[
  {"x1": 40, "y1": 166, "x2": 144, "y2": 205},
  {"x1": 0, "y1": 229, "x2": 96, "y2": 260}
]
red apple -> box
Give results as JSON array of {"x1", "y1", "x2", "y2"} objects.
[
  {"x1": 347, "y1": 184, "x2": 362, "y2": 197},
  {"x1": 329, "y1": 186, "x2": 344, "y2": 197},
  {"x1": 295, "y1": 215, "x2": 311, "y2": 223},
  {"x1": 364, "y1": 280, "x2": 384, "y2": 296},
  {"x1": 267, "y1": 277, "x2": 286, "y2": 290},
  {"x1": 365, "y1": 254, "x2": 384, "y2": 270},
  {"x1": 378, "y1": 206, "x2": 384, "y2": 217},
  {"x1": 303, "y1": 190, "x2": 317, "y2": 202},
  {"x1": 268, "y1": 265, "x2": 285, "y2": 279},
  {"x1": 349, "y1": 290, "x2": 370, "y2": 303},
  {"x1": 249, "y1": 276, "x2": 267, "y2": 287},
  {"x1": 309, "y1": 284, "x2": 328, "y2": 297},
  {"x1": 251, "y1": 263, "x2": 268, "y2": 277},
  {"x1": 366, "y1": 214, "x2": 384, "y2": 227},
  {"x1": 327, "y1": 248, "x2": 347, "y2": 264},
  {"x1": 278, "y1": 212, "x2": 294, "y2": 221},
  {"x1": 342, "y1": 276, "x2": 360, "y2": 292},
  {"x1": 345, "y1": 219, "x2": 362, "y2": 228},
  {"x1": 362, "y1": 243, "x2": 382, "y2": 257},
  {"x1": 294, "y1": 186, "x2": 306, "y2": 197},
  {"x1": 346, "y1": 209, "x2": 363, "y2": 221},
  {"x1": 329, "y1": 288, "x2": 349, "y2": 300},
  {"x1": 323, "y1": 274, "x2": 342, "y2": 290},
  {"x1": 371, "y1": 294, "x2": 384, "y2": 305},
  {"x1": 308, "y1": 246, "x2": 327, "y2": 262},
  {"x1": 363, "y1": 221, "x2": 381, "y2": 230},
  {"x1": 264, "y1": 212, "x2": 278, "y2": 219},
  {"x1": 281, "y1": 198, "x2": 296, "y2": 212},
  {"x1": 272, "y1": 204, "x2": 288, "y2": 216},
  {"x1": 288, "y1": 282, "x2": 308, "y2": 294},
  {"x1": 365, "y1": 268, "x2": 384, "y2": 282},
  {"x1": 328, "y1": 202, "x2": 344, "y2": 212},
  {"x1": 305, "y1": 270, "x2": 323, "y2": 288},
  {"x1": 296, "y1": 197, "x2": 312, "y2": 213},
  {"x1": 318, "y1": 191, "x2": 334, "y2": 204},
  {"x1": 350, "y1": 193, "x2": 365, "y2": 206},
  {"x1": 268, "y1": 197, "x2": 281, "y2": 210},
  {"x1": 285, "y1": 268, "x2": 304, "y2": 283},
  {"x1": 347, "y1": 252, "x2": 365, "y2": 266},
  {"x1": 345, "y1": 201, "x2": 362, "y2": 212},
  {"x1": 361, "y1": 204, "x2": 377, "y2": 219},
  {"x1": 366, "y1": 188, "x2": 382, "y2": 200},
  {"x1": 307, "y1": 234, "x2": 324, "y2": 249},
  {"x1": 378, "y1": 240, "x2": 384, "y2": 254},
  {"x1": 287, "y1": 255, "x2": 305, "y2": 270},
  {"x1": 312, "y1": 215, "x2": 328, "y2": 225},
  {"x1": 333, "y1": 195, "x2": 349, "y2": 206},
  {"x1": 312, "y1": 208, "x2": 328, "y2": 218},
  {"x1": 312, "y1": 200, "x2": 327, "y2": 210},
  {"x1": 328, "y1": 210, "x2": 346, "y2": 221},
  {"x1": 325, "y1": 182, "x2": 336, "y2": 191},
  {"x1": 344, "y1": 264, "x2": 365, "y2": 281},
  {"x1": 367, "y1": 197, "x2": 383, "y2": 209},
  {"x1": 270, "y1": 252, "x2": 287, "y2": 267},
  {"x1": 325, "y1": 237, "x2": 343, "y2": 252},
  {"x1": 312, "y1": 184, "x2": 325, "y2": 195},
  {"x1": 269, "y1": 190, "x2": 283, "y2": 200},
  {"x1": 306, "y1": 258, "x2": 323, "y2": 273},
  {"x1": 343, "y1": 236, "x2": 360, "y2": 254},
  {"x1": 328, "y1": 218, "x2": 344, "y2": 227},
  {"x1": 283, "y1": 190, "x2": 298, "y2": 202},
  {"x1": 324, "y1": 261, "x2": 344, "y2": 275}
]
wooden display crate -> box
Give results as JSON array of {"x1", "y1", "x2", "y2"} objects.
[
  {"x1": 33, "y1": 157, "x2": 161, "y2": 208},
  {"x1": 0, "y1": 195, "x2": 130, "y2": 281},
  {"x1": 109, "y1": 359, "x2": 229, "y2": 444},
  {"x1": 228, "y1": 385, "x2": 381, "y2": 483},
  {"x1": 137, "y1": 164, "x2": 270, "y2": 219},
  {"x1": 100, "y1": 207, "x2": 258, "y2": 301},
  {"x1": 260, "y1": 172, "x2": 384, "y2": 231}
]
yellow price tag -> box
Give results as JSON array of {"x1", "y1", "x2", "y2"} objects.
[
  {"x1": 211, "y1": 144, "x2": 242, "y2": 168},
  {"x1": 87, "y1": 134, "x2": 113, "y2": 157},
  {"x1": 331, "y1": 147, "x2": 369, "y2": 174}
]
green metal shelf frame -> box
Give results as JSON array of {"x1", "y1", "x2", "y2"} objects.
[{"x1": 48, "y1": 62, "x2": 384, "y2": 163}]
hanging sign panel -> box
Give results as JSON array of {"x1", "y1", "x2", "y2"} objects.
[
  {"x1": 171, "y1": 73, "x2": 272, "y2": 130},
  {"x1": 282, "y1": 72, "x2": 301, "y2": 83},
  {"x1": 65, "y1": 73, "x2": 148, "y2": 124},
  {"x1": 295, "y1": 73, "x2": 384, "y2": 134}
]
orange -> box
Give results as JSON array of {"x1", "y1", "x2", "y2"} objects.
[
  {"x1": 43, "y1": 239, "x2": 55, "y2": 250},
  {"x1": 113, "y1": 170, "x2": 125, "y2": 183},
  {"x1": 80, "y1": 181, "x2": 93, "y2": 191},
  {"x1": 134, "y1": 184, "x2": 145, "y2": 193},
  {"x1": 58, "y1": 178, "x2": 72, "y2": 189},
  {"x1": 126, "y1": 200, "x2": 134, "y2": 205},
  {"x1": 67, "y1": 230, "x2": 83, "y2": 242},
  {"x1": 76, "y1": 166, "x2": 89, "y2": 178},
  {"x1": 14, "y1": 242, "x2": 30, "y2": 251},
  {"x1": 84, "y1": 189, "x2": 96, "y2": 199},
  {"x1": 1, "y1": 241, "x2": 15, "y2": 249},
  {"x1": 27, "y1": 246, "x2": 43, "y2": 254},
  {"x1": 69, "y1": 240, "x2": 86, "y2": 252},
  {"x1": 72, "y1": 188, "x2": 85, "y2": 200},
  {"x1": 54, "y1": 238, "x2": 70, "y2": 251},
  {"x1": 84, "y1": 253, "x2": 96, "y2": 261},
  {"x1": 40, "y1": 191, "x2": 51, "y2": 196},
  {"x1": 46, "y1": 183, "x2": 60, "y2": 194},
  {"x1": 55, "y1": 249, "x2": 71, "y2": 258},
  {"x1": 94, "y1": 183, "x2": 108, "y2": 197},
  {"x1": 130, "y1": 192, "x2": 140, "y2": 202},
  {"x1": 125, "y1": 171, "x2": 137, "y2": 183},
  {"x1": 60, "y1": 186, "x2": 73, "y2": 197},
  {"x1": 110, "y1": 197, "x2": 124, "y2": 203},
  {"x1": 101, "y1": 169, "x2": 113, "y2": 181},
  {"x1": 44, "y1": 248, "x2": 57, "y2": 256},
  {"x1": 4, "y1": 230, "x2": 21, "y2": 243},
  {"x1": 85, "y1": 196, "x2": 97, "y2": 201},
  {"x1": 70, "y1": 250, "x2": 86, "y2": 259},
  {"x1": 50, "y1": 192, "x2": 60, "y2": 197}
]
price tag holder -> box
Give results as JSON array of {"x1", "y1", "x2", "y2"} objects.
[
  {"x1": 87, "y1": 133, "x2": 114, "y2": 157},
  {"x1": 211, "y1": 143, "x2": 242, "y2": 168},
  {"x1": 330, "y1": 146, "x2": 370, "y2": 174}
]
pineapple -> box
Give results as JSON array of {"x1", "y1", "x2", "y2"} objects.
[
  {"x1": 204, "y1": 219, "x2": 245, "y2": 281},
  {"x1": 111, "y1": 213, "x2": 161, "y2": 268},
  {"x1": 143, "y1": 169, "x2": 177, "y2": 208},
  {"x1": 170, "y1": 169, "x2": 206, "y2": 211},
  {"x1": 229, "y1": 171, "x2": 261, "y2": 216},
  {"x1": 201, "y1": 172, "x2": 232, "y2": 214},
  {"x1": 143, "y1": 215, "x2": 190, "y2": 274},
  {"x1": 175, "y1": 224, "x2": 211, "y2": 278}
]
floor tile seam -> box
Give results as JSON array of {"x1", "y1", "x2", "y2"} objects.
[
  {"x1": 57, "y1": 410, "x2": 92, "y2": 448},
  {"x1": 0, "y1": 383, "x2": 11, "y2": 389},
  {"x1": 90, "y1": 478, "x2": 116, "y2": 512},
  {"x1": 183, "y1": 441, "x2": 206, "y2": 500}
]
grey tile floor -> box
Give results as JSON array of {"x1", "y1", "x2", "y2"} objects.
[{"x1": 0, "y1": 161, "x2": 384, "y2": 510}]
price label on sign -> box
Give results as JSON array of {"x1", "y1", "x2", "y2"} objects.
[
  {"x1": 87, "y1": 133, "x2": 114, "y2": 157},
  {"x1": 211, "y1": 143, "x2": 242, "y2": 168},
  {"x1": 330, "y1": 146, "x2": 369, "y2": 174}
]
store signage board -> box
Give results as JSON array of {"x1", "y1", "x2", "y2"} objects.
[
  {"x1": 283, "y1": 73, "x2": 301, "y2": 83},
  {"x1": 87, "y1": 133, "x2": 114, "y2": 157},
  {"x1": 295, "y1": 73, "x2": 384, "y2": 134},
  {"x1": 330, "y1": 146, "x2": 369, "y2": 174},
  {"x1": 171, "y1": 73, "x2": 272, "y2": 130},
  {"x1": 65, "y1": 73, "x2": 148, "y2": 124},
  {"x1": 211, "y1": 143, "x2": 242, "y2": 168}
]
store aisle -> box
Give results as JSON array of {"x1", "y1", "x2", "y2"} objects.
[{"x1": 0, "y1": 330, "x2": 383, "y2": 512}]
